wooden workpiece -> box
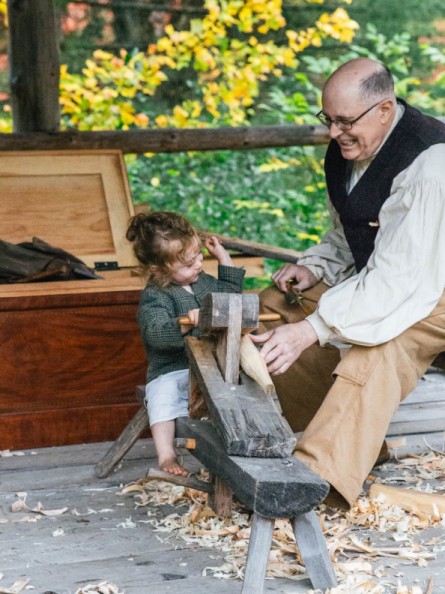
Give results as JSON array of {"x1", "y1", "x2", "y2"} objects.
[
  {"x1": 186, "y1": 337, "x2": 296, "y2": 457},
  {"x1": 192, "y1": 293, "x2": 296, "y2": 457}
]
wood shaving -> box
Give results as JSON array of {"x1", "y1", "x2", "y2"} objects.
[
  {"x1": 0, "y1": 578, "x2": 30, "y2": 594},
  {"x1": 74, "y1": 582, "x2": 124, "y2": 594},
  {"x1": 0, "y1": 450, "x2": 25, "y2": 458},
  {"x1": 11, "y1": 492, "x2": 67, "y2": 517}
]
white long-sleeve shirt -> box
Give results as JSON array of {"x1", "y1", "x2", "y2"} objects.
[{"x1": 300, "y1": 141, "x2": 445, "y2": 347}]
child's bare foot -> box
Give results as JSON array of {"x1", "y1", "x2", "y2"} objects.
[{"x1": 159, "y1": 457, "x2": 189, "y2": 476}]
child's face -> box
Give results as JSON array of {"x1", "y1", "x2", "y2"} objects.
[{"x1": 169, "y1": 240, "x2": 203, "y2": 286}]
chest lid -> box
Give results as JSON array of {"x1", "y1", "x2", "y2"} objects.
[{"x1": 0, "y1": 150, "x2": 138, "y2": 269}]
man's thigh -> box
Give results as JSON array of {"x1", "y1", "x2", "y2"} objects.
[
  {"x1": 259, "y1": 282, "x2": 340, "y2": 431},
  {"x1": 331, "y1": 289, "x2": 445, "y2": 402}
]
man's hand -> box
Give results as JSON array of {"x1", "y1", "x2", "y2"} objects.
[
  {"x1": 271, "y1": 264, "x2": 318, "y2": 293},
  {"x1": 250, "y1": 320, "x2": 318, "y2": 375}
]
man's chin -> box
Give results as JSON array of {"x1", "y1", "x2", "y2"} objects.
[{"x1": 339, "y1": 146, "x2": 358, "y2": 160}]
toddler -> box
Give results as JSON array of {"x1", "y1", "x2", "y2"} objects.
[{"x1": 126, "y1": 211, "x2": 245, "y2": 476}]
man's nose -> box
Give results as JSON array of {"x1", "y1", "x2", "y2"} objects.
[{"x1": 328, "y1": 123, "x2": 343, "y2": 140}]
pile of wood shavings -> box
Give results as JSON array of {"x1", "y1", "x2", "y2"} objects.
[{"x1": 122, "y1": 451, "x2": 445, "y2": 592}]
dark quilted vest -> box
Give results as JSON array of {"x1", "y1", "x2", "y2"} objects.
[{"x1": 325, "y1": 100, "x2": 445, "y2": 272}]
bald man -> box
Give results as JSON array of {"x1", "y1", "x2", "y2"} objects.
[{"x1": 252, "y1": 58, "x2": 445, "y2": 508}]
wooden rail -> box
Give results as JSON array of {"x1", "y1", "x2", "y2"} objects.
[
  {"x1": 1, "y1": 117, "x2": 443, "y2": 154},
  {"x1": 0, "y1": 124, "x2": 329, "y2": 154}
]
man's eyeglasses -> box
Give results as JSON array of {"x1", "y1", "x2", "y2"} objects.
[{"x1": 316, "y1": 101, "x2": 381, "y2": 130}]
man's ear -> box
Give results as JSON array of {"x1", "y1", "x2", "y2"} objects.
[{"x1": 379, "y1": 98, "x2": 395, "y2": 123}]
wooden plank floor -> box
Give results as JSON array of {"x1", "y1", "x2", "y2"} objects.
[{"x1": 1, "y1": 369, "x2": 445, "y2": 593}]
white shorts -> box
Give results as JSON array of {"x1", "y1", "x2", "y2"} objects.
[{"x1": 145, "y1": 369, "x2": 189, "y2": 426}]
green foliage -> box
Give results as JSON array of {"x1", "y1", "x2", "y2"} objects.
[
  {"x1": 127, "y1": 145, "x2": 329, "y2": 259},
  {"x1": 346, "y1": 0, "x2": 445, "y2": 40}
]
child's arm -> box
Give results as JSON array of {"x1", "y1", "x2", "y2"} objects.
[
  {"x1": 203, "y1": 236, "x2": 245, "y2": 293},
  {"x1": 205, "y1": 236, "x2": 234, "y2": 267},
  {"x1": 139, "y1": 289, "x2": 192, "y2": 351}
]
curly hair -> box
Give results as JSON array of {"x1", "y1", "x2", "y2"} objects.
[{"x1": 126, "y1": 211, "x2": 200, "y2": 287}]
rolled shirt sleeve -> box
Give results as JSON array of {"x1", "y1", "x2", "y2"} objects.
[
  {"x1": 298, "y1": 200, "x2": 356, "y2": 287},
  {"x1": 306, "y1": 144, "x2": 445, "y2": 346}
]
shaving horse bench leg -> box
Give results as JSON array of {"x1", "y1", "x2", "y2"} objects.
[
  {"x1": 176, "y1": 416, "x2": 336, "y2": 592},
  {"x1": 95, "y1": 390, "x2": 148, "y2": 478}
]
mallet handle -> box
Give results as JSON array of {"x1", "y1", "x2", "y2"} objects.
[{"x1": 178, "y1": 312, "x2": 281, "y2": 325}]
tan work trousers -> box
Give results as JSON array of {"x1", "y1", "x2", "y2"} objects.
[{"x1": 260, "y1": 283, "x2": 445, "y2": 507}]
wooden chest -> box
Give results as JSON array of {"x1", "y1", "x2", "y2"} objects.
[{"x1": 0, "y1": 150, "x2": 149, "y2": 450}]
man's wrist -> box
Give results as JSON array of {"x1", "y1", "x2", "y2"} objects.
[
  {"x1": 306, "y1": 311, "x2": 332, "y2": 346},
  {"x1": 298, "y1": 319, "x2": 319, "y2": 348}
]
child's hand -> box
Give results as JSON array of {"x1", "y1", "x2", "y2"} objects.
[
  {"x1": 179, "y1": 309, "x2": 199, "y2": 334},
  {"x1": 187, "y1": 308, "x2": 200, "y2": 326},
  {"x1": 179, "y1": 308, "x2": 200, "y2": 334},
  {"x1": 205, "y1": 236, "x2": 234, "y2": 267}
]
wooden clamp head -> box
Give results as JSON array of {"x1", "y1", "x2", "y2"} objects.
[
  {"x1": 197, "y1": 293, "x2": 259, "y2": 384},
  {"x1": 198, "y1": 292, "x2": 259, "y2": 333}
]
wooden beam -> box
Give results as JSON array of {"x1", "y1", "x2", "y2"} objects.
[
  {"x1": 7, "y1": 0, "x2": 60, "y2": 133},
  {"x1": 69, "y1": 0, "x2": 207, "y2": 14},
  {"x1": 200, "y1": 231, "x2": 302, "y2": 262},
  {"x1": 0, "y1": 119, "x2": 443, "y2": 154},
  {"x1": 185, "y1": 337, "x2": 297, "y2": 457},
  {"x1": 213, "y1": 294, "x2": 243, "y2": 384},
  {"x1": 176, "y1": 416, "x2": 329, "y2": 518},
  {"x1": 0, "y1": 124, "x2": 330, "y2": 153}
]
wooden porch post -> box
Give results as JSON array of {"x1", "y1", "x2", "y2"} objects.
[{"x1": 7, "y1": 0, "x2": 60, "y2": 132}]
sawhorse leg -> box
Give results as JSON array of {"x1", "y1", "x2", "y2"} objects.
[
  {"x1": 95, "y1": 406, "x2": 148, "y2": 478},
  {"x1": 242, "y1": 511, "x2": 337, "y2": 594},
  {"x1": 242, "y1": 513, "x2": 275, "y2": 594},
  {"x1": 292, "y1": 511, "x2": 337, "y2": 590}
]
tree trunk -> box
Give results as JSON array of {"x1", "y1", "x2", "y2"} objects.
[{"x1": 7, "y1": 0, "x2": 60, "y2": 132}]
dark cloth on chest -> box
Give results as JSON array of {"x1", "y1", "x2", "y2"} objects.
[{"x1": 325, "y1": 100, "x2": 445, "y2": 272}]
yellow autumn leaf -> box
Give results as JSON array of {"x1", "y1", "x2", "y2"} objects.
[
  {"x1": 316, "y1": 8, "x2": 359, "y2": 43},
  {"x1": 155, "y1": 114, "x2": 169, "y2": 128},
  {"x1": 134, "y1": 113, "x2": 149, "y2": 127},
  {"x1": 297, "y1": 232, "x2": 321, "y2": 243},
  {"x1": 172, "y1": 105, "x2": 190, "y2": 127}
]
